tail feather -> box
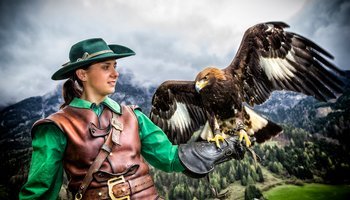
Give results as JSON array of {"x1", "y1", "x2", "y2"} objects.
[
  {"x1": 244, "y1": 106, "x2": 283, "y2": 143},
  {"x1": 254, "y1": 119, "x2": 283, "y2": 143}
]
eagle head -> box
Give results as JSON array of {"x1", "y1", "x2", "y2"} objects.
[{"x1": 195, "y1": 67, "x2": 226, "y2": 92}]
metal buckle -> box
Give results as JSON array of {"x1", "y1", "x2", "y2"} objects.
[
  {"x1": 74, "y1": 193, "x2": 82, "y2": 200},
  {"x1": 107, "y1": 176, "x2": 130, "y2": 200}
]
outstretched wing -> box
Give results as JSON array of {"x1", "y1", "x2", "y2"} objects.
[
  {"x1": 226, "y1": 21, "x2": 346, "y2": 105},
  {"x1": 150, "y1": 81, "x2": 207, "y2": 144}
]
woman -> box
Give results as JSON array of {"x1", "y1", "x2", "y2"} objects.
[{"x1": 19, "y1": 38, "x2": 244, "y2": 200}]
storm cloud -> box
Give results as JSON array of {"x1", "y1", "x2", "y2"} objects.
[{"x1": 0, "y1": 0, "x2": 348, "y2": 107}]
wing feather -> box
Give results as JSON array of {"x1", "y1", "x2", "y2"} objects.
[
  {"x1": 150, "y1": 80, "x2": 207, "y2": 144},
  {"x1": 244, "y1": 106, "x2": 282, "y2": 143},
  {"x1": 226, "y1": 22, "x2": 346, "y2": 105}
]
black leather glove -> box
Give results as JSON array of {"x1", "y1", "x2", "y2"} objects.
[{"x1": 178, "y1": 136, "x2": 245, "y2": 178}]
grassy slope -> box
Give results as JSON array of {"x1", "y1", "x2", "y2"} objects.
[
  {"x1": 264, "y1": 183, "x2": 350, "y2": 200},
  {"x1": 221, "y1": 167, "x2": 350, "y2": 200},
  {"x1": 222, "y1": 167, "x2": 284, "y2": 200}
]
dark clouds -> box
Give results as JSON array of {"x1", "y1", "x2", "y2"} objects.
[
  {"x1": 0, "y1": 0, "x2": 348, "y2": 107},
  {"x1": 289, "y1": 0, "x2": 350, "y2": 70}
]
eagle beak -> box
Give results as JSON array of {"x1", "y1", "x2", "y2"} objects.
[{"x1": 195, "y1": 80, "x2": 207, "y2": 92}]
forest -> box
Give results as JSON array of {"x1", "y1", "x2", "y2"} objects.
[{"x1": 150, "y1": 124, "x2": 350, "y2": 199}]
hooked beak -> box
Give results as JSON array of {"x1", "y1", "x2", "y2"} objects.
[{"x1": 195, "y1": 80, "x2": 208, "y2": 93}]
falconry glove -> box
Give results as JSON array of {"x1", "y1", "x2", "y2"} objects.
[{"x1": 178, "y1": 136, "x2": 245, "y2": 178}]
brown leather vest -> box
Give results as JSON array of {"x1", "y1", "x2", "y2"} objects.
[{"x1": 33, "y1": 105, "x2": 158, "y2": 199}]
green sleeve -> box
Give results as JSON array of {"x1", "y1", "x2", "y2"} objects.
[
  {"x1": 134, "y1": 109, "x2": 185, "y2": 172},
  {"x1": 19, "y1": 124, "x2": 67, "y2": 200}
]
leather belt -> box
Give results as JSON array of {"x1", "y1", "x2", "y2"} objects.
[{"x1": 83, "y1": 174, "x2": 154, "y2": 200}]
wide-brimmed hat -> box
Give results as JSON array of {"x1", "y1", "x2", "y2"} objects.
[{"x1": 51, "y1": 38, "x2": 135, "y2": 80}]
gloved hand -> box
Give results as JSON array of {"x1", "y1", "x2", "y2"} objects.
[{"x1": 178, "y1": 136, "x2": 246, "y2": 178}]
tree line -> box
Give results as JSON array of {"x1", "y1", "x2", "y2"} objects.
[{"x1": 150, "y1": 124, "x2": 350, "y2": 199}]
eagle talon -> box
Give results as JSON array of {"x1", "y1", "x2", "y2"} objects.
[
  {"x1": 237, "y1": 129, "x2": 252, "y2": 147},
  {"x1": 207, "y1": 134, "x2": 225, "y2": 148}
]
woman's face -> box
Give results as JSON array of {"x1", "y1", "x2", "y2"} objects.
[{"x1": 80, "y1": 59, "x2": 119, "y2": 99}]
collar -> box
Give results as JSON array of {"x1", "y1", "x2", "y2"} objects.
[{"x1": 69, "y1": 97, "x2": 122, "y2": 114}]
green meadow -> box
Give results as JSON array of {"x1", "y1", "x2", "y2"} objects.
[{"x1": 264, "y1": 183, "x2": 350, "y2": 200}]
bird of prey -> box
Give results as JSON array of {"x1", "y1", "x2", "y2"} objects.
[{"x1": 149, "y1": 22, "x2": 346, "y2": 148}]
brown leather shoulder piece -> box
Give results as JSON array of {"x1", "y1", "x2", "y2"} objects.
[
  {"x1": 31, "y1": 110, "x2": 67, "y2": 138},
  {"x1": 31, "y1": 106, "x2": 96, "y2": 137}
]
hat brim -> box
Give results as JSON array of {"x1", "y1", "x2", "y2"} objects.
[{"x1": 51, "y1": 44, "x2": 135, "y2": 80}]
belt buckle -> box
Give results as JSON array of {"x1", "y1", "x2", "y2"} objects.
[{"x1": 107, "y1": 176, "x2": 130, "y2": 200}]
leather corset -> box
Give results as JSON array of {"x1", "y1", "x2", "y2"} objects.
[{"x1": 33, "y1": 105, "x2": 158, "y2": 199}]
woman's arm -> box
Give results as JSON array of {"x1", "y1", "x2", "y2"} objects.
[
  {"x1": 134, "y1": 109, "x2": 185, "y2": 172},
  {"x1": 135, "y1": 109, "x2": 245, "y2": 178},
  {"x1": 19, "y1": 124, "x2": 66, "y2": 200}
]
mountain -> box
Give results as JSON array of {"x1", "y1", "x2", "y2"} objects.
[
  {"x1": 254, "y1": 91, "x2": 309, "y2": 122},
  {"x1": 0, "y1": 69, "x2": 349, "y2": 199},
  {"x1": 0, "y1": 106, "x2": 5, "y2": 112},
  {"x1": 254, "y1": 71, "x2": 350, "y2": 130},
  {"x1": 254, "y1": 76, "x2": 350, "y2": 148},
  {"x1": 109, "y1": 70, "x2": 155, "y2": 113}
]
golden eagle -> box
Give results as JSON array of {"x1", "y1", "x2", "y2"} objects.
[{"x1": 150, "y1": 22, "x2": 346, "y2": 147}]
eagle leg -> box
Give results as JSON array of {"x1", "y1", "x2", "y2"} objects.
[
  {"x1": 234, "y1": 119, "x2": 252, "y2": 147},
  {"x1": 206, "y1": 116, "x2": 228, "y2": 148},
  {"x1": 238, "y1": 129, "x2": 252, "y2": 147}
]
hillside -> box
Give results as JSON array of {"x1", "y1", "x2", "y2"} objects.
[{"x1": 0, "y1": 70, "x2": 349, "y2": 199}]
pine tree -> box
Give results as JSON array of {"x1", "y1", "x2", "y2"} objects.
[
  {"x1": 228, "y1": 167, "x2": 236, "y2": 183},
  {"x1": 221, "y1": 177, "x2": 228, "y2": 189},
  {"x1": 246, "y1": 174, "x2": 255, "y2": 185},
  {"x1": 250, "y1": 169, "x2": 259, "y2": 182},
  {"x1": 236, "y1": 163, "x2": 243, "y2": 180},
  {"x1": 241, "y1": 175, "x2": 247, "y2": 186},
  {"x1": 244, "y1": 185, "x2": 263, "y2": 200},
  {"x1": 256, "y1": 166, "x2": 264, "y2": 182}
]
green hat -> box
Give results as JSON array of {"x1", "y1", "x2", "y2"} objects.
[{"x1": 51, "y1": 38, "x2": 135, "y2": 80}]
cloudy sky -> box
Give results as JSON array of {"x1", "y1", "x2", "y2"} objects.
[{"x1": 0, "y1": 0, "x2": 349, "y2": 107}]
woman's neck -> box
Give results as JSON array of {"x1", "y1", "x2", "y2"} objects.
[{"x1": 80, "y1": 92, "x2": 106, "y2": 105}]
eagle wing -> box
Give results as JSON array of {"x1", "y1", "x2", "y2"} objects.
[
  {"x1": 150, "y1": 80, "x2": 207, "y2": 144},
  {"x1": 226, "y1": 21, "x2": 345, "y2": 105}
]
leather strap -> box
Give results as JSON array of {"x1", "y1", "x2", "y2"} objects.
[
  {"x1": 83, "y1": 174, "x2": 154, "y2": 199},
  {"x1": 93, "y1": 164, "x2": 139, "y2": 183},
  {"x1": 75, "y1": 113, "x2": 121, "y2": 200}
]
